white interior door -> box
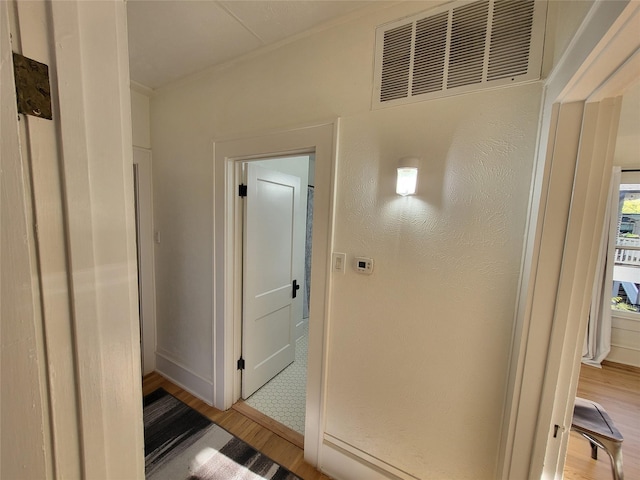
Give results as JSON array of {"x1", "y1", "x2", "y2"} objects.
[{"x1": 242, "y1": 163, "x2": 300, "y2": 398}]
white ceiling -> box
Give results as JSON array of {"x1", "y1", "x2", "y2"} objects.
[{"x1": 127, "y1": 0, "x2": 379, "y2": 90}]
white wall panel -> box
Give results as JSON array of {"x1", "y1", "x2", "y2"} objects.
[
  {"x1": 131, "y1": 89, "x2": 152, "y2": 149},
  {"x1": 609, "y1": 313, "x2": 640, "y2": 367},
  {"x1": 324, "y1": 84, "x2": 540, "y2": 478}
]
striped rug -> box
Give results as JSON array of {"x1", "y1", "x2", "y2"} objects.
[{"x1": 144, "y1": 388, "x2": 300, "y2": 480}]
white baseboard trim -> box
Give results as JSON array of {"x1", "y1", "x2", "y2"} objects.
[
  {"x1": 155, "y1": 351, "x2": 214, "y2": 405},
  {"x1": 320, "y1": 434, "x2": 419, "y2": 480},
  {"x1": 608, "y1": 314, "x2": 640, "y2": 367},
  {"x1": 607, "y1": 344, "x2": 640, "y2": 368}
]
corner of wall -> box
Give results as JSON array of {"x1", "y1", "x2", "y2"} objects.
[{"x1": 130, "y1": 87, "x2": 151, "y2": 149}]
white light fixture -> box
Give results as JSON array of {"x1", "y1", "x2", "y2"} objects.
[{"x1": 396, "y1": 158, "x2": 419, "y2": 196}]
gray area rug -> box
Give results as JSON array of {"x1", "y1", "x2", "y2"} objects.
[{"x1": 144, "y1": 388, "x2": 300, "y2": 480}]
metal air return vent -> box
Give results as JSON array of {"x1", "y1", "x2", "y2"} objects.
[{"x1": 373, "y1": 0, "x2": 547, "y2": 108}]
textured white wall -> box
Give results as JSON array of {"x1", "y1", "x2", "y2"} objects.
[
  {"x1": 149, "y1": 1, "x2": 589, "y2": 477},
  {"x1": 131, "y1": 89, "x2": 151, "y2": 149},
  {"x1": 152, "y1": 89, "x2": 215, "y2": 381},
  {"x1": 151, "y1": 0, "x2": 433, "y2": 394},
  {"x1": 325, "y1": 86, "x2": 541, "y2": 477}
]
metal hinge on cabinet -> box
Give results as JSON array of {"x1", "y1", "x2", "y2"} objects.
[
  {"x1": 237, "y1": 357, "x2": 245, "y2": 370},
  {"x1": 238, "y1": 184, "x2": 247, "y2": 197}
]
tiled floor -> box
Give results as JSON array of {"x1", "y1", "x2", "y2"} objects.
[{"x1": 245, "y1": 323, "x2": 308, "y2": 434}]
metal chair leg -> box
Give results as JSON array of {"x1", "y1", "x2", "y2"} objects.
[
  {"x1": 590, "y1": 441, "x2": 598, "y2": 460},
  {"x1": 572, "y1": 398, "x2": 624, "y2": 480},
  {"x1": 600, "y1": 437, "x2": 624, "y2": 480}
]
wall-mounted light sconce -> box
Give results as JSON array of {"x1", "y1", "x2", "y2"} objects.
[{"x1": 396, "y1": 157, "x2": 419, "y2": 196}]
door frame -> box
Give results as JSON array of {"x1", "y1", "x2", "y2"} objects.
[
  {"x1": 3, "y1": 1, "x2": 145, "y2": 477},
  {"x1": 1, "y1": 1, "x2": 52, "y2": 475},
  {"x1": 133, "y1": 147, "x2": 157, "y2": 375},
  {"x1": 500, "y1": 2, "x2": 640, "y2": 478},
  {"x1": 213, "y1": 121, "x2": 338, "y2": 466}
]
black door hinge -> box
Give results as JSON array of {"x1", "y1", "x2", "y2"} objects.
[
  {"x1": 13, "y1": 52, "x2": 53, "y2": 120},
  {"x1": 237, "y1": 357, "x2": 245, "y2": 370},
  {"x1": 238, "y1": 184, "x2": 247, "y2": 197}
]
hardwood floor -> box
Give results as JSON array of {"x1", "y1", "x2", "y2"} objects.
[
  {"x1": 144, "y1": 362, "x2": 637, "y2": 480},
  {"x1": 142, "y1": 372, "x2": 332, "y2": 480},
  {"x1": 564, "y1": 361, "x2": 640, "y2": 480}
]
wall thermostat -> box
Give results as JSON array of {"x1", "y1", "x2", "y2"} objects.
[{"x1": 354, "y1": 257, "x2": 374, "y2": 274}]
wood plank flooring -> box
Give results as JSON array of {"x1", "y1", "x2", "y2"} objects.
[
  {"x1": 564, "y1": 361, "x2": 640, "y2": 480},
  {"x1": 144, "y1": 361, "x2": 638, "y2": 480},
  {"x1": 142, "y1": 372, "x2": 331, "y2": 480}
]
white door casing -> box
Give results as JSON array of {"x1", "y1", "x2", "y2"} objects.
[
  {"x1": 133, "y1": 147, "x2": 157, "y2": 376},
  {"x1": 242, "y1": 164, "x2": 300, "y2": 398},
  {"x1": 2, "y1": 1, "x2": 144, "y2": 478},
  {"x1": 500, "y1": 2, "x2": 640, "y2": 479},
  {"x1": 213, "y1": 121, "x2": 337, "y2": 466},
  {"x1": 1, "y1": 2, "x2": 52, "y2": 477}
]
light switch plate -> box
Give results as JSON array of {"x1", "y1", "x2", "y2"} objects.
[{"x1": 332, "y1": 252, "x2": 346, "y2": 274}]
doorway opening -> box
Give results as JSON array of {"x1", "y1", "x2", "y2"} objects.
[
  {"x1": 232, "y1": 154, "x2": 315, "y2": 445},
  {"x1": 213, "y1": 122, "x2": 336, "y2": 465}
]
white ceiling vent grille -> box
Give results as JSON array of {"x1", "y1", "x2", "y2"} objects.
[
  {"x1": 488, "y1": 0, "x2": 536, "y2": 81},
  {"x1": 380, "y1": 24, "x2": 412, "y2": 102},
  {"x1": 412, "y1": 12, "x2": 448, "y2": 95},
  {"x1": 373, "y1": 0, "x2": 546, "y2": 108}
]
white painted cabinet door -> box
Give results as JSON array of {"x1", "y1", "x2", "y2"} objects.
[{"x1": 242, "y1": 164, "x2": 300, "y2": 398}]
